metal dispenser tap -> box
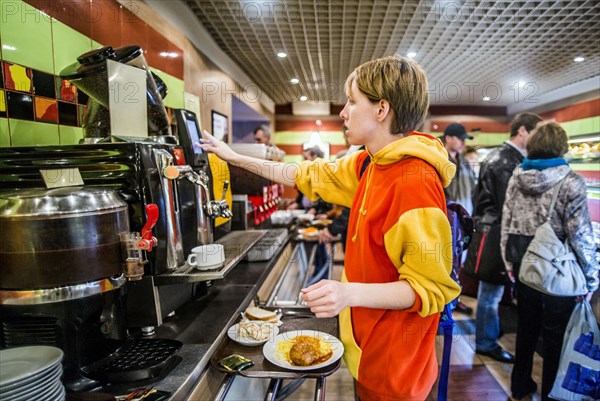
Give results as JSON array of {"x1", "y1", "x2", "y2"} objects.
[
  {"x1": 208, "y1": 181, "x2": 233, "y2": 220},
  {"x1": 153, "y1": 149, "x2": 186, "y2": 269},
  {"x1": 161, "y1": 164, "x2": 232, "y2": 245},
  {"x1": 120, "y1": 204, "x2": 158, "y2": 280}
]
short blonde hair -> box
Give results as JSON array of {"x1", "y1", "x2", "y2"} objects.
[
  {"x1": 346, "y1": 55, "x2": 429, "y2": 135},
  {"x1": 527, "y1": 122, "x2": 569, "y2": 159}
]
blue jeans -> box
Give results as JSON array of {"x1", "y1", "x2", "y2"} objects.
[{"x1": 475, "y1": 280, "x2": 505, "y2": 352}]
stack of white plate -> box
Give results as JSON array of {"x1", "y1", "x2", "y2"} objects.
[{"x1": 0, "y1": 346, "x2": 65, "y2": 401}]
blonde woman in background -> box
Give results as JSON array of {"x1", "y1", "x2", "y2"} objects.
[{"x1": 501, "y1": 122, "x2": 598, "y2": 401}]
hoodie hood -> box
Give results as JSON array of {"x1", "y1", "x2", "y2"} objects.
[
  {"x1": 512, "y1": 165, "x2": 572, "y2": 195},
  {"x1": 368, "y1": 132, "x2": 456, "y2": 188}
]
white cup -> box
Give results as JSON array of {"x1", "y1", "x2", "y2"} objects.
[{"x1": 187, "y1": 244, "x2": 225, "y2": 269}]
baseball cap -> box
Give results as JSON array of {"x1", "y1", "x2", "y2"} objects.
[{"x1": 444, "y1": 123, "x2": 473, "y2": 140}]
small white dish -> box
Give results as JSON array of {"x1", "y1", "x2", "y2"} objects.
[
  {"x1": 262, "y1": 330, "x2": 344, "y2": 371},
  {"x1": 0, "y1": 346, "x2": 63, "y2": 389},
  {"x1": 227, "y1": 323, "x2": 280, "y2": 346},
  {"x1": 295, "y1": 213, "x2": 314, "y2": 224},
  {"x1": 0, "y1": 364, "x2": 61, "y2": 399}
]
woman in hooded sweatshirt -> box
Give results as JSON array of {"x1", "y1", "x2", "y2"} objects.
[
  {"x1": 501, "y1": 121, "x2": 599, "y2": 401},
  {"x1": 201, "y1": 55, "x2": 460, "y2": 401}
]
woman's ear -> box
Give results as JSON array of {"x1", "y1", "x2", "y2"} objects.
[{"x1": 376, "y1": 99, "x2": 391, "y2": 121}]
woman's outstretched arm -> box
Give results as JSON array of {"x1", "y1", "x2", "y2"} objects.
[{"x1": 199, "y1": 131, "x2": 299, "y2": 186}]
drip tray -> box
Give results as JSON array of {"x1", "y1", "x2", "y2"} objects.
[
  {"x1": 81, "y1": 339, "x2": 182, "y2": 383},
  {"x1": 153, "y1": 230, "x2": 267, "y2": 285}
]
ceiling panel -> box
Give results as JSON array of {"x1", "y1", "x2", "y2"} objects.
[{"x1": 185, "y1": 0, "x2": 600, "y2": 106}]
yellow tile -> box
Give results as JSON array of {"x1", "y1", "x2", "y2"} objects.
[{"x1": 6, "y1": 63, "x2": 32, "y2": 92}]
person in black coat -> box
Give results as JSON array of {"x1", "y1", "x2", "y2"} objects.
[{"x1": 471, "y1": 112, "x2": 542, "y2": 363}]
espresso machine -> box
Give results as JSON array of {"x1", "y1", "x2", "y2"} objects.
[{"x1": 0, "y1": 46, "x2": 234, "y2": 389}]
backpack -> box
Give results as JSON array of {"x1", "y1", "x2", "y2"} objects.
[{"x1": 360, "y1": 156, "x2": 474, "y2": 401}]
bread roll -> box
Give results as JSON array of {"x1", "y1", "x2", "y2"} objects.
[{"x1": 245, "y1": 306, "x2": 277, "y2": 321}]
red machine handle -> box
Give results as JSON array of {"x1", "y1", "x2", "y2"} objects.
[
  {"x1": 138, "y1": 204, "x2": 159, "y2": 252},
  {"x1": 141, "y1": 204, "x2": 159, "y2": 240}
]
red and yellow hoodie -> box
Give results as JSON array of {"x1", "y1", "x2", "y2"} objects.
[{"x1": 296, "y1": 132, "x2": 461, "y2": 401}]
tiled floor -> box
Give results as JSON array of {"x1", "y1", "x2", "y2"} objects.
[{"x1": 286, "y1": 251, "x2": 545, "y2": 401}]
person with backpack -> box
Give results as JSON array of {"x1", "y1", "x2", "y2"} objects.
[
  {"x1": 501, "y1": 122, "x2": 598, "y2": 401},
  {"x1": 467, "y1": 112, "x2": 543, "y2": 363},
  {"x1": 200, "y1": 55, "x2": 460, "y2": 401}
]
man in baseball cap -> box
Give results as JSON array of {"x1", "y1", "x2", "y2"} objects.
[
  {"x1": 443, "y1": 123, "x2": 477, "y2": 316},
  {"x1": 445, "y1": 122, "x2": 474, "y2": 141}
]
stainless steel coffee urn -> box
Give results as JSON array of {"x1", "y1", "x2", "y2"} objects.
[{"x1": 0, "y1": 187, "x2": 130, "y2": 390}]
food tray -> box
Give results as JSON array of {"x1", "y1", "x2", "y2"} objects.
[
  {"x1": 210, "y1": 316, "x2": 340, "y2": 379},
  {"x1": 81, "y1": 339, "x2": 182, "y2": 383}
]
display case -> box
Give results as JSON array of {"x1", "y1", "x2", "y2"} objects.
[{"x1": 567, "y1": 133, "x2": 600, "y2": 249}]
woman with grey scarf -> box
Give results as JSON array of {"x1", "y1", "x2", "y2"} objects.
[{"x1": 501, "y1": 122, "x2": 598, "y2": 401}]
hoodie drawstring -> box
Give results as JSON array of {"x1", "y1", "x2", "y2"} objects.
[{"x1": 352, "y1": 159, "x2": 374, "y2": 242}]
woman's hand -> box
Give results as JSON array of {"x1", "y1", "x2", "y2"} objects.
[
  {"x1": 576, "y1": 292, "x2": 594, "y2": 302},
  {"x1": 300, "y1": 280, "x2": 349, "y2": 318},
  {"x1": 318, "y1": 227, "x2": 335, "y2": 244},
  {"x1": 198, "y1": 130, "x2": 239, "y2": 162}
]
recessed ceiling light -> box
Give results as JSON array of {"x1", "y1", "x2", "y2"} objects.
[
  {"x1": 407, "y1": 52, "x2": 417, "y2": 58},
  {"x1": 300, "y1": 95, "x2": 308, "y2": 101},
  {"x1": 290, "y1": 78, "x2": 300, "y2": 84},
  {"x1": 574, "y1": 56, "x2": 585, "y2": 62},
  {"x1": 482, "y1": 96, "x2": 491, "y2": 102},
  {"x1": 277, "y1": 52, "x2": 287, "y2": 58}
]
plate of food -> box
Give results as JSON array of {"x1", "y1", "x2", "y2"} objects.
[
  {"x1": 262, "y1": 330, "x2": 344, "y2": 370},
  {"x1": 296, "y1": 227, "x2": 320, "y2": 241},
  {"x1": 228, "y1": 321, "x2": 280, "y2": 346},
  {"x1": 311, "y1": 219, "x2": 333, "y2": 229}
]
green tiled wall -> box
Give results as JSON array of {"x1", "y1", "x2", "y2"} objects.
[
  {"x1": 59, "y1": 125, "x2": 84, "y2": 145},
  {"x1": 10, "y1": 119, "x2": 60, "y2": 146},
  {"x1": 52, "y1": 21, "x2": 94, "y2": 75},
  {"x1": 1, "y1": 2, "x2": 54, "y2": 73},
  {"x1": 0, "y1": 119, "x2": 10, "y2": 147},
  {"x1": 151, "y1": 68, "x2": 185, "y2": 109},
  {"x1": 0, "y1": 0, "x2": 185, "y2": 147},
  {"x1": 561, "y1": 116, "x2": 600, "y2": 137}
]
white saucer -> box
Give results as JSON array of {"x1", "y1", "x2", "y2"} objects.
[
  {"x1": 190, "y1": 261, "x2": 225, "y2": 271},
  {"x1": 0, "y1": 346, "x2": 63, "y2": 389}
]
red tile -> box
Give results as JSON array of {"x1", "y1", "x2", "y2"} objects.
[
  {"x1": 145, "y1": 28, "x2": 171, "y2": 74},
  {"x1": 35, "y1": 97, "x2": 58, "y2": 123},
  {"x1": 24, "y1": 0, "x2": 92, "y2": 38},
  {"x1": 276, "y1": 119, "x2": 344, "y2": 132},
  {"x1": 165, "y1": 42, "x2": 184, "y2": 79},
  {"x1": 90, "y1": 0, "x2": 122, "y2": 47},
  {"x1": 146, "y1": 27, "x2": 173, "y2": 72},
  {"x1": 121, "y1": 7, "x2": 148, "y2": 50}
]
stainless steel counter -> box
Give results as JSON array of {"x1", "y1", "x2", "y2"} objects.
[{"x1": 100, "y1": 229, "x2": 311, "y2": 400}]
